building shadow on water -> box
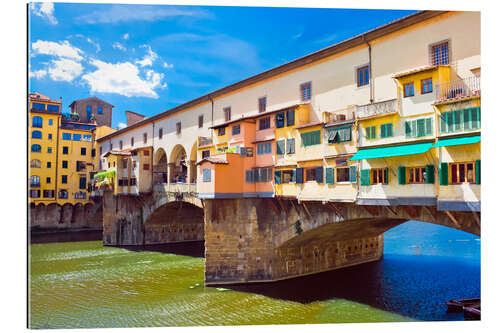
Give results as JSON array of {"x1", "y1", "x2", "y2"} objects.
[
  {"x1": 116, "y1": 240, "x2": 205, "y2": 258},
  {"x1": 30, "y1": 229, "x2": 103, "y2": 244}
]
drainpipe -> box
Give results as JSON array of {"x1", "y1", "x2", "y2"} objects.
[
  {"x1": 209, "y1": 94, "x2": 214, "y2": 138},
  {"x1": 362, "y1": 34, "x2": 374, "y2": 104}
]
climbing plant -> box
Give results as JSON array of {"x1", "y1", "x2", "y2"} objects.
[{"x1": 295, "y1": 220, "x2": 303, "y2": 235}]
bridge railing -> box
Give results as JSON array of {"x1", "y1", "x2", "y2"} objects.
[{"x1": 155, "y1": 183, "x2": 197, "y2": 194}]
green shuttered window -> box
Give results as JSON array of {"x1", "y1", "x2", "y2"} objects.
[
  {"x1": 301, "y1": 130, "x2": 321, "y2": 147},
  {"x1": 366, "y1": 126, "x2": 376, "y2": 140},
  {"x1": 315, "y1": 166, "x2": 323, "y2": 183},
  {"x1": 274, "y1": 170, "x2": 282, "y2": 184},
  {"x1": 349, "y1": 165, "x2": 357, "y2": 183},
  {"x1": 360, "y1": 169, "x2": 371, "y2": 186},
  {"x1": 441, "y1": 108, "x2": 480, "y2": 133},
  {"x1": 425, "y1": 165, "x2": 435, "y2": 184},
  {"x1": 325, "y1": 168, "x2": 334, "y2": 184},
  {"x1": 276, "y1": 140, "x2": 285, "y2": 155},
  {"x1": 439, "y1": 162, "x2": 449, "y2": 185},
  {"x1": 406, "y1": 117, "x2": 433, "y2": 138},
  {"x1": 475, "y1": 160, "x2": 481, "y2": 184},
  {"x1": 380, "y1": 123, "x2": 393, "y2": 138},
  {"x1": 398, "y1": 166, "x2": 406, "y2": 185}
]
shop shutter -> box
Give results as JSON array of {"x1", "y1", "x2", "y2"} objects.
[
  {"x1": 425, "y1": 165, "x2": 435, "y2": 184},
  {"x1": 325, "y1": 168, "x2": 334, "y2": 184},
  {"x1": 349, "y1": 165, "x2": 357, "y2": 183},
  {"x1": 360, "y1": 169, "x2": 370, "y2": 186},
  {"x1": 475, "y1": 160, "x2": 481, "y2": 184},
  {"x1": 315, "y1": 166, "x2": 324, "y2": 183},
  {"x1": 274, "y1": 170, "x2": 282, "y2": 185},
  {"x1": 398, "y1": 166, "x2": 406, "y2": 185},
  {"x1": 296, "y1": 168, "x2": 304, "y2": 184},
  {"x1": 439, "y1": 162, "x2": 449, "y2": 186}
]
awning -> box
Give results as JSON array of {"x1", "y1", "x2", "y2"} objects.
[
  {"x1": 350, "y1": 142, "x2": 433, "y2": 161},
  {"x1": 432, "y1": 135, "x2": 480, "y2": 148}
]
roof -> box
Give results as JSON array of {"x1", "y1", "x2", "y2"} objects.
[
  {"x1": 432, "y1": 135, "x2": 480, "y2": 147},
  {"x1": 392, "y1": 65, "x2": 445, "y2": 79},
  {"x1": 125, "y1": 110, "x2": 147, "y2": 118},
  {"x1": 29, "y1": 92, "x2": 61, "y2": 104},
  {"x1": 350, "y1": 142, "x2": 434, "y2": 161},
  {"x1": 69, "y1": 96, "x2": 114, "y2": 108},
  {"x1": 103, "y1": 150, "x2": 131, "y2": 157},
  {"x1": 294, "y1": 121, "x2": 324, "y2": 130},
  {"x1": 97, "y1": 10, "x2": 448, "y2": 143},
  {"x1": 196, "y1": 157, "x2": 228, "y2": 165}
]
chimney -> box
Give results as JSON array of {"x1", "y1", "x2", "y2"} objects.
[{"x1": 125, "y1": 110, "x2": 147, "y2": 126}]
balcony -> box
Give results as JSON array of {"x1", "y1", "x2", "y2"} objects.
[
  {"x1": 155, "y1": 182, "x2": 197, "y2": 194},
  {"x1": 198, "y1": 136, "x2": 213, "y2": 148},
  {"x1": 355, "y1": 99, "x2": 397, "y2": 119},
  {"x1": 323, "y1": 107, "x2": 356, "y2": 126},
  {"x1": 435, "y1": 76, "x2": 481, "y2": 103},
  {"x1": 30, "y1": 183, "x2": 40, "y2": 188}
]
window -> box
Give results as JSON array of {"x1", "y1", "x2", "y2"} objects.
[
  {"x1": 203, "y1": 169, "x2": 211, "y2": 182},
  {"x1": 371, "y1": 168, "x2": 389, "y2": 184},
  {"x1": 259, "y1": 117, "x2": 270, "y2": 130},
  {"x1": 232, "y1": 125, "x2": 240, "y2": 135},
  {"x1": 79, "y1": 177, "x2": 87, "y2": 189},
  {"x1": 143, "y1": 150, "x2": 149, "y2": 156},
  {"x1": 430, "y1": 41, "x2": 449, "y2": 65},
  {"x1": 119, "y1": 140, "x2": 123, "y2": 150},
  {"x1": 441, "y1": 108, "x2": 480, "y2": 133},
  {"x1": 58, "y1": 190, "x2": 68, "y2": 199},
  {"x1": 46, "y1": 177, "x2": 51, "y2": 184},
  {"x1": 61, "y1": 175, "x2": 67, "y2": 184},
  {"x1": 62, "y1": 160, "x2": 68, "y2": 169},
  {"x1": 300, "y1": 82, "x2": 312, "y2": 101},
  {"x1": 143, "y1": 133, "x2": 147, "y2": 144},
  {"x1": 32, "y1": 116, "x2": 42, "y2": 128},
  {"x1": 48, "y1": 119, "x2": 53, "y2": 125},
  {"x1": 143, "y1": 163, "x2": 150, "y2": 170},
  {"x1": 255, "y1": 168, "x2": 272, "y2": 182},
  {"x1": 75, "y1": 192, "x2": 87, "y2": 199},
  {"x1": 158, "y1": 128, "x2": 163, "y2": 140},
  {"x1": 327, "y1": 126, "x2": 352, "y2": 143},
  {"x1": 83, "y1": 134, "x2": 91, "y2": 142},
  {"x1": 131, "y1": 137, "x2": 134, "y2": 147},
  {"x1": 286, "y1": 138, "x2": 295, "y2": 154},
  {"x1": 421, "y1": 78, "x2": 433, "y2": 94},
  {"x1": 218, "y1": 127, "x2": 226, "y2": 136},
  {"x1": 47, "y1": 162, "x2": 51, "y2": 168},
  {"x1": 30, "y1": 175, "x2": 40, "y2": 187},
  {"x1": 223, "y1": 107, "x2": 231, "y2": 121},
  {"x1": 276, "y1": 140, "x2": 285, "y2": 155},
  {"x1": 357, "y1": 65, "x2": 370, "y2": 87},
  {"x1": 31, "y1": 130, "x2": 42, "y2": 139},
  {"x1": 48, "y1": 133, "x2": 52, "y2": 140},
  {"x1": 306, "y1": 168, "x2": 317, "y2": 182},
  {"x1": 47, "y1": 104, "x2": 59, "y2": 112},
  {"x1": 32, "y1": 103, "x2": 45, "y2": 110},
  {"x1": 258, "y1": 97, "x2": 266, "y2": 113},
  {"x1": 122, "y1": 159, "x2": 128, "y2": 168},
  {"x1": 47, "y1": 147, "x2": 52, "y2": 153},
  {"x1": 91, "y1": 149, "x2": 95, "y2": 157},
  {"x1": 301, "y1": 130, "x2": 321, "y2": 146},
  {"x1": 405, "y1": 117, "x2": 433, "y2": 138},
  {"x1": 98, "y1": 107, "x2": 103, "y2": 114},
  {"x1": 202, "y1": 150, "x2": 210, "y2": 158},
  {"x1": 30, "y1": 190, "x2": 40, "y2": 198},
  {"x1": 408, "y1": 166, "x2": 427, "y2": 184},
  {"x1": 43, "y1": 190, "x2": 54, "y2": 198},
  {"x1": 286, "y1": 109, "x2": 295, "y2": 127},
  {"x1": 31, "y1": 144, "x2": 41, "y2": 152},
  {"x1": 130, "y1": 178, "x2": 137, "y2": 186},
  {"x1": 176, "y1": 122, "x2": 181, "y2": 134},
  {"x1": 257, "y1": 142, "x2": 272, "y2": 155},
  {"x1": 245, "y1": 170, "x2": 255, "y2": 183},
  {"x1": 450, "y1": 162, "x2": 476, "y2": 184},
  {"x1": 275, "y1": 112, "x2": 285, "y2": 128},
  {"x1": 198, "y1": 115, "x2": 204, "y2": 128},
  {"x1": 404, "y1": 82, "x2": 414, "y2": 97},
  {"x1": 30, "y1": 159, "x2": 41, "y2": 168},
  {"x1": 62, "y1": 132, "x2": 71, "y2": 140},
  {"x1": 282, "y1": 170, "x2": 295, "y2": 184},
  {"x1": 380, "y1": 123, "x2": 394, "y2": 138},
  {"x1": 336, "y1": 167, "x2": 350, "y2": 182},
  {"x1": 81, "y1": 147, "x2": 86, "y2": 156}
]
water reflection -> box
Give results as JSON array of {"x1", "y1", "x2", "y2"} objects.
[{"x1": 117, "y1": 241, "x2": 205, "y2": 258}]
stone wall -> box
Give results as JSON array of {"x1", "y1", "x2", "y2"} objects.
[{"x1": 29, "y1": 199, "x2": 103, "y2": 230}]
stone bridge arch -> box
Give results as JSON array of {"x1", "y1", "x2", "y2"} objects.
[{"x1": 153, "y1": 147, "x2": 168, "y2": 184}]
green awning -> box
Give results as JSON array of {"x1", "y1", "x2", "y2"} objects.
[
  {"x1": 350, "y1": 142, "x2": 433, "y2": 161},
  {"x1": 432, "y1": 135, "x2": 480, "y2": 148}
]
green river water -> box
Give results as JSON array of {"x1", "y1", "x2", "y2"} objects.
[{"x1": 29, "y1": 240, "x2": 411, "y2": 328}]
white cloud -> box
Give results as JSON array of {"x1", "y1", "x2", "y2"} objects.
[
  {"x1": 82, "y1": 59, "x2": 166, "y2": 98},
  {"x1": 31, "y1": 40, "x2": 84, "y2": 61},
  {"x1": 47, "y1": 58, "x2": 84, "y2": 82},
  {"x1": 29, "y1": 68, "x2": 48, "y2": 79},
  {"x1": 31, "y1": 3, "x2": 58, "y2": 25},
  {"x1": 77, "y1": 5, "x2": 212, "y2": 24},
  {"x1": 163, "y1": 62, "x2": 174, "y2": 69},
  {"x1": 86, "y1": 38, "x2": 101, "y2": 53},
  {"x1": 117, "y1": 122, "x2": 127, "y2": 129},
  {"x1": 123, "y1": 33, "x2": 129, "y2": 40},
  {"x1": 112, "y1": 42, "x2": 126, "y2": 51},
  {"x1": 136, "y1": 45, "x2": 158, "y2": 67}
]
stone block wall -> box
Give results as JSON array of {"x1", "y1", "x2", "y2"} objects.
[{"x1": 29, "y1": 200, "x2": 103, "y2": 230}]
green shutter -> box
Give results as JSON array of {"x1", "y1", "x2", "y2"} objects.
[
  {"x1": 463, "y1": 109, "x2": 471, "y2": 130},
  {"x1": 440, "y1": 113, "x2": 448, "y2": 133},
  {"x1": 380, "y1": 124, "x2": 386, "y2": 138},
  {"x1": 296, "y1": 167, "x2": 304, "y2": 184},
  {"x1": 475, "y1": 160, "x2": 481, "y2": 184},
  {"x1": 411, "y1": 120, "x2": 417, "y2": 138},
  {"x1": 360, "y1": 169, "x2": 370, "y2": 186},
  {"x1": 454, "y1": 110, "x2": 462, "y2": 131},
  {"x1": 446, "y1": 112, "x2": 453, "y2": 132},
  {"x1": 349, "y1": 165, "x2": 357, "y2": 183},
  {"x1": 405, "y1": 121, "x2": 411, "y2": 137},
  {"x1": 425, "y1": 164, "x2": 435, "y2": 184},
  {"x1": 439, "y1": 162, "x2": 449, "y2": 186},
  {"x1": 277, "y1": 140, "x2": 285, "y2": 155},
  {"x1": 326, "y1": 168, "x2": 334, "y2": 184},
  {"x1": 387, "y1": 123, "x2": 393, "y2": 137},
  {"x1": 425, "y1": 117, "x2": 433, "y2": 136},
  {"x1": 471, "y1": 108, "x2": 479, "y2": 129},
  {"x1": 398, "y1": 166, "x2": 406, "y2": 185},
  {"x1": 384, "y1": 168, "x2": 389, "y2": 184},
  {"x1": 274, "y1": 170, "x2": 282, "y2": 184},
  {"x1": 417, "y1": 118, "x2": 425, "y2": 137}
]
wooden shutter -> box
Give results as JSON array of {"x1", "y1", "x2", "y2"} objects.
[
  {"x1": 295, "y1": 168, "x2": 304, "y2": 184},
  {"x1": 384, "y1": 168, "x2": 389, "y2": 184},
  {"x1": 425, "y1": 118, "x2": 433, "y2": 135},
  {"x1": 380, "y1": 124, "x2": 386, "y2": 138},
  {"x1": 315, "y1": 166, "x2": 323, "y2": 183},
  {"x1": 276, "y1": 140, "x2": 285, "y2": 155},
  {"x1": 274, "y1": 170, "x2": 282, "y2": 184},
  {"x1": 440, "y1": 113, "x2": 448, "y2": 133},
  {"x1": 325, "y1": 168, "x2": 334, "y2": 184},
  {"x1": 405, "y1": 121, "x2": 412, "y2": 137},
  {"x1": 398, "y1": 166, "x2": 406, "y2": 185},
  {"x1": 471, "y1": 108, "x2": 479, "y2": 129},
  {"x1": 360, "y1": 169, "x2": 370, "y2": 186},
  {"x1": 387, "y1": 124, "x2": 393, "y2": 137},
  {"x1": 425, "y1": 164, "x2": 435, "y2": 184},
  {"x1": 292, "y1": 169, "x2": 296, "y2": 183},
  {"x1": 417, "y1": 119, "x2": 425, "y2": 137},
  {"x1": 439, "y1": 162, "x2": 448, "y2": 185},
  {"x1": 349, "y1": 165, "x2": 357, "y2": 183},
  {"x1": 464, "y1": 109, "x2": 471, "y2": 130},
  {"x1": 475, "y1": 160, "x2": 481, "y2": 184},
  {"x1": 453, "y1": 110, "x2": 462, "y2": 131}
]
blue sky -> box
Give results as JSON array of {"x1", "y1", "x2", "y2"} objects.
[{"x1": 28, "y1": 3, "x2": 416, "y2": 129}]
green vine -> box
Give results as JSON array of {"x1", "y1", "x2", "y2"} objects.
[{"x1": 295, "y1": 220, "x2": 303, "y2": 235}]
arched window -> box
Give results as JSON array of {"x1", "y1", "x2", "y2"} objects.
[
  {"x1": 32, "y1": 116, "x2": 43, "y2": 128},
  {"x1": 58, "y1": 190, "x2": 68, "y2": 199},
  {"x1": 30, "y1": 175, "x2": 40, "y2": 187},
  {"x1": 31, "y1": 144, "x2": 42, "y2": 153},
  {"x1": 30, "y1": 159, "x2": 41, "y2": 168},
  {"x1": 31, "y1": 130, "x2": 42, "y2": 139}
]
